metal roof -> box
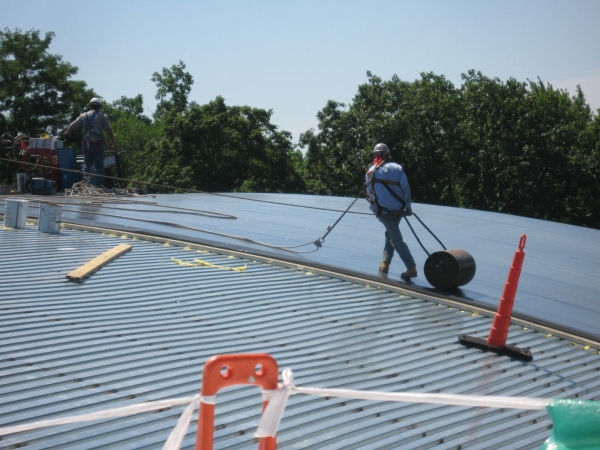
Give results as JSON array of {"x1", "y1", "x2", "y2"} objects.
[
  {"x1": 4, "y1": 192, "x2": 599, "y2": 339},
  {"x1": 0, "y1": 212, "x2": 599, "y2": 449}
]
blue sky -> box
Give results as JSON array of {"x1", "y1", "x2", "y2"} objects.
[{"x1": 3, "y1": 0, "x2": 600, "y2": 143}]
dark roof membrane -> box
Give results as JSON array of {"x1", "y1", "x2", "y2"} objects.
[{"x1": 14, "y1": 192, "x2": 597, "y2": 341}]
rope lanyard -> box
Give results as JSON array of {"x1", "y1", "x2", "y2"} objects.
[
  {"x1": 313, "y1": 183, "x2": 367, "y2": 249},
  {"x1": 0, "y1": 156, "x2": 446, "y2": 255}
]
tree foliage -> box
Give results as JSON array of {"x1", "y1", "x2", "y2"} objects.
[
  {"x1": 0, "y1": 28, "x2": 95, "y2": 136},
  {"x1": 133, "y1": 96, "x2": 304, "y2": 193},
  {"x1": 301, "y1": 70, "x2": 599, "y2": 228},
  {"x1": 300, "y1": 72, "x2": 464, "y2": 202},
  {"x1": 100, "y1": 94, "x2": 157, "y2": 182},
  {"x1": 109, "y1": 94, "x2": 151, "y2": 124},
  {"x1": 117, "y1": 61, "x2": 305, "y2": 194},
  {"x1": 151, "y1": 61, "x2": 194, "y2": 119},
  {"x1": 0, "y1": 28, "x2": 95, "y2": 184}
]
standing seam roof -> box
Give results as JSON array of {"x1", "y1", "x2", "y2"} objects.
[{"x1": 0, "y1": 223, "x2": 599, "y2": 449}]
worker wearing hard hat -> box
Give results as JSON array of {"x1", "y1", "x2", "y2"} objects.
[
  {"x1": 64, "y1": 98, "x2": 116, "y2": 186},
  {"x1": 365, "y1": 143, "x2": 417, "y2": 280}
]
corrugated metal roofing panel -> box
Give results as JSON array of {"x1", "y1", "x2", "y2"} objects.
[{"x1": 0, "y1": 224, "x2": 599, "y2": 449}]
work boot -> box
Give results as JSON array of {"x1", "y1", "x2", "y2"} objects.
[
  {"x1": 401, "y1": 266, "x2": 417, "y2": 280},
  {"x1": 379, "y1": 262, "x2": 390, "y2": 273}
]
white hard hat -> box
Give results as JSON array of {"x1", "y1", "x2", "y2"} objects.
[
  {"x1": 89, "y1": 98, "x2": 101, "y2": 105},
  {"x1": 373, "y1": 143, "x2": 390, "y2": 154}
]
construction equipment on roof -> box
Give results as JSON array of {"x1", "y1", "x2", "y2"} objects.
[{"x1": 1, "y1": 133, "x2": 124, "y2": 194}]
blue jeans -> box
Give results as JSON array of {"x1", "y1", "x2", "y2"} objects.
[
  {"x1": 83, "y1": 140, "x2": 105, "y2": 186},
  {"x1": 378, "y1": 213, "x2": 416, "y2": 270}
]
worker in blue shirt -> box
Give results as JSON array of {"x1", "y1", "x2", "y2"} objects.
[{"x1": 365, "y1": 143, "x2": 417, "y2": 279}]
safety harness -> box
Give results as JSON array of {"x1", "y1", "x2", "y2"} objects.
[
  {"x1": 82, "y1": 140, "x2": 102, "y2": 155},
  {"x1": 366, "y1": 161, "x2": 407, "y2": 217},
  {"x1": 82, "y1": 110, "x2": 102, "y2": 155}
]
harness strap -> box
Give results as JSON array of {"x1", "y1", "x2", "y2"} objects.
[
  {"x1": 373, "y1": 179, "x2": 400, "y2": 186},
  {"x1": 380, "y1": 182, "x2": 407, "y2": 209},
  {"x1": 366, "y1": 161, "x2": 387, "y2": 216},
  {"x1": 83, "y1": 140, "x2": 102, "y2": 155},
  {"x1": 82, "y1": 110, "x2": 100, "y2": 143},
  {"x1": 82, "y1": 111, "x2": 102, "y2": 156},
  {"x1": 86, "y1": 110, "x2": 99, "y2": 125},
  {"x1": 367, "y1": 161, "x2": 407, "y2": 216}
]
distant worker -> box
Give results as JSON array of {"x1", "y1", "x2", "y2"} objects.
[
  {"x1": 64, "y1": 97, "x2": 115, "y2": 186},
  {"x1": 365, "y1": 143, "x2": 417, "y2": 280}
]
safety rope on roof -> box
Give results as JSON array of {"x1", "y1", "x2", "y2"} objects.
[
  {"x1": 1, "y1": 156, "x2": 446, "y2": 254},
  {"x1": 0, "y1": 198, "x2": 319, "y2": 253},
  {"x1": 0, "y1": 156, "x2": 372, "y2": 215},
  {"x1": 0, "y1": 196, "x2": 238, "y2": 220}
]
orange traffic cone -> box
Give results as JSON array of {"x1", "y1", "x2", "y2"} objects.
[
  {"x1": 458, "y1": 235, "x2": 532, "y2": 361},
  {"x1": 487, "y1": 234, "x2": 527, "y2": 347}
]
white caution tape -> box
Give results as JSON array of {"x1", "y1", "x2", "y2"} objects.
[
  {"x1": 256, "y1": 368, "x2": 551, "y2": 438},
  {"x1": 0, "y1": 395, "x2": 202, "y2": 450},
  {"x1": 200, "y1": 395, "x2": 217, "y2": 405},
  {"x1": 0, "y1": 371, "x2": 554, "y2": 446},
  {"x1": 261, "y1": 389, "x2": 279, "y2": 402},
  {"x1": 255, "y1": 368, "x2": 295, "y2": 438},
  {"x1": 162, "y1": 397, "x2": 201, "y2": 450}
]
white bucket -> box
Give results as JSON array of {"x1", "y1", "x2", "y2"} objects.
[
  {"x1": 3, "y1": 199, "x2": 29, "y2": 229},
  {"x1": 38, "y1": 204, "x2": 62, "y2": 234}
]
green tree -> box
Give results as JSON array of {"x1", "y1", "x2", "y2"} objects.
[
  {"x1": 456, "y1": 71, "x2": 595, "y2": 225},
  {"x1": 0, "y1": 28, "x2": 95, "y2": 136},
  {"x1": 300, "y1": 99, "x2": 366, "y2": 196},
  {"x1": 301, "y1": 70, "x2": 599, "y2": 228},
  {"x1": 558, "y1": 86, "x2": 599, "y2": 228},
  {"x1": 136, "y1": 96, "x2": 304, "y2": 193},
  {"x1": 455, "y1": 71, "x2": 532, "y2": 212},
  {"x1": 300, "y1": 71, "x2": 461, "y2": 203},
  {"x1": 151, "y1": 61, "x2": 194, "y2": 119},
  {"x1": 100, "y1": 94, "x2": 158, "y2": 184},
  {"x1": 0, "y1": 28, "x2": 95, "y2": 184},
  {"x1": 109, "y1": 94, "x2": 151, "y2": 124}
]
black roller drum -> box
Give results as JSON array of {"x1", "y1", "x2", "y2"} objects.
[{"x1": 424, "y1": 249, "x2": 476, "y2": 289}]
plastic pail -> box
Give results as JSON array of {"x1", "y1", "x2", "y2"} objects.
[
  {"x1": 38, "y1": 204, "x2": 62, "y2": 234},
  {"x1": 3, "y1": 199, "x2": 29, "y2": 229}
]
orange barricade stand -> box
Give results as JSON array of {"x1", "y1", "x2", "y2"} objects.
[{"x1": 195, "y1": 354, "x2": 278, "y2": 450}]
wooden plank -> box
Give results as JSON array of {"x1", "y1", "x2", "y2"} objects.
[{"x1": 66, "y1": 244, "x2": 132, "y2": 281}]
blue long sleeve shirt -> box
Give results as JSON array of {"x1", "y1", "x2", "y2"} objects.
[{"x1": 365, "y1": 161, "x2": 412, "y2": 215}]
